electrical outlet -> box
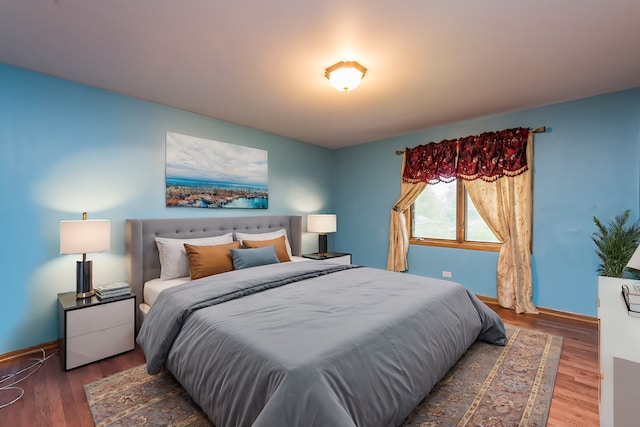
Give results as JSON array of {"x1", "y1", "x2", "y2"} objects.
[{"x1": 442, "y1": 271, "x2": 452, "y2": 278}]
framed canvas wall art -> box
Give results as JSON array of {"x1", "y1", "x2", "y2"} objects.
[{"x1": 165, "y1": 132, "x2": 268, "y2": 209}]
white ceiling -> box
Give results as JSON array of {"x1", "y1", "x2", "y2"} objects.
[{"x1": 1, "y1": 1, "x2": 640, "y2": 149}]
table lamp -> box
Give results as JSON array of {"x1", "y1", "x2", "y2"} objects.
[
  {"x1": 60, "y1": 212, "x2": 111, "y2": 299},
  {"x1": 307, "y1": 214, "x2": 337, "y2": 257},
  {"x1": 627, "y1": 244, "x2": 640, "y2": 274}
]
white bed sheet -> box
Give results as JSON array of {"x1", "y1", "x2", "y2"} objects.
[
  {"x1": 144, "y1": 276, "x2": 190, "y2": 307},
  {"x1": 141, "y1": 256, "x2": 308, "y2": 312}
]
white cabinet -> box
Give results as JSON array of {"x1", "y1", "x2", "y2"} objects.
[
  {"x1": 598, "y1": 277, "x2": 640, "y2": 427},
  {"x1": 58, "y1": 292, "x2": 135, "y2": 370}
]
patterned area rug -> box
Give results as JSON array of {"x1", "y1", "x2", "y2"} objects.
[{"x1": 85, "y1": 325, "x2": 561, "y2": 427}]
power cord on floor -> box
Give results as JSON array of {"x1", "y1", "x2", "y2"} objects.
[{"x1": 0, "y1": 348, "x2": 58, "y2": 409}]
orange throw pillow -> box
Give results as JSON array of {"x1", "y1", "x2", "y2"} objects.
[
  {"x1": 184, "y1": 241, "x2": 241, "y2": 280},
  {"x1": 242, "y1": 236, "x2": 291, "y2": 262}
]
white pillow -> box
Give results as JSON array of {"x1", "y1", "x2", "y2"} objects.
[
  {"x1": 235, "y1": 228, "x2": 292, "y2": 257},
  {"x1": 155, "y1": 233, "x2": 233, "y2": 280}
]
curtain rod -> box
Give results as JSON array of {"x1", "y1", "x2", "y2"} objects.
[{"x1": 395, "y1": 126, "x2": 546, "y2": 155}]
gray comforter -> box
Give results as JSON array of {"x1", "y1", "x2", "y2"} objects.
[{"x1": 137, "y1": 260, "x2": 506, "y2": 427}]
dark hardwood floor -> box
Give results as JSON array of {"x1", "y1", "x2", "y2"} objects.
[{"x1": 0, "y1": 306, "x2": 599, "y2": 426}]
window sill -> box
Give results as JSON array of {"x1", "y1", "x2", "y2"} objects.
[{"x1": 409, "y1": 238, "x2": 502, "y2": 252}]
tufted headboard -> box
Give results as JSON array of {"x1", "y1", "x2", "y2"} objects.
[{"x1": 126, "y1": 215, "x2": 302, "y2": 332}]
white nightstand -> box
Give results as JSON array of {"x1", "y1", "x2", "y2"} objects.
[
  {"x1": 302, "y1": 252, "x2": 352, "y2": 265},
  {"x1": 57, "y1": 292, "x2": 135, "y2": 371}
]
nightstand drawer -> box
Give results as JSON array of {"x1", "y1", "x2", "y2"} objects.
[
  {"x1": 67, "y1": 298, "x2": 134, "y2": 337},
  {"x1": 66, "y1": 322, "x2": 134, "y2": 369}
]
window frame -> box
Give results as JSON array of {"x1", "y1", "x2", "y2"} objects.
[{"x1": 408, "y1": 180, "x2": 502, "y2": 252}]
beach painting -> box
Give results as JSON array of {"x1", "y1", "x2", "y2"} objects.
[{"x1": 165, "y1": 132, "x2": 268, "y2": 209}]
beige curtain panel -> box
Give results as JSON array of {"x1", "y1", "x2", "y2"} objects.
[
  {"x1": 387, "y1": 154, "x2": 426, "y2": 272},
  {"x1": 464, "y1": 133, "x2": 537, "y2": 313}
]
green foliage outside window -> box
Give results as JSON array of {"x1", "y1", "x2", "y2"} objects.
[
  {"x1": 466, "y1": 193, "x2": 501, "y2": 243},
  {"x1": 413, "y1": 182, "x2": 456, "y2": 240},
  {"x1": 412, "y1": 181, "x2": 499, "y2": 244}
]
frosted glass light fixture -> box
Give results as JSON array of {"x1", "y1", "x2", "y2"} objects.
[
  {"x1": 325, "y1": 61, "x2": 367, "y2": 92},
  {"x1": 60, "y1": 212, "x2": 111, "y2": 299},
  {"x1": 307, "y1": 214, "x2": 337, "y2": 257}
]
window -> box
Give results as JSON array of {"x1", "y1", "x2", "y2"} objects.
[{"x1": 409, "y1": 180, "x2": 501, "y2": 251}]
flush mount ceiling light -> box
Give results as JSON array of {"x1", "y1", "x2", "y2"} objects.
[{"x1": 324, "y1": 61, "x2": 367, "y2": 92}]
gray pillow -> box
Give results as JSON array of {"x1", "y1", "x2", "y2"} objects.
[{"x1": 230, "y1": 245, "x2": 279, "y2": 270}]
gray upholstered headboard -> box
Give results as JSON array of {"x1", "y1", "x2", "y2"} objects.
[{"x1": 126, "y1": 215, "x2": 302, "y2": 332}]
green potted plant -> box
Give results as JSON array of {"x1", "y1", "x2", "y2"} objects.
[{"x1": 592, "y1": 209, "x2": 640, "y2": 278}]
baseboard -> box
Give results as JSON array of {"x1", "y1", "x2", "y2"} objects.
[
  {"x1": 0, "y1": 340, "x2": 59, "y2": 368},
  {"x1": 477, "y1": 295, "x2": 599, "y2": 326}
]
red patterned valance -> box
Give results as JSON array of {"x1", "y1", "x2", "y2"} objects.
[
  {"x1": 403, "y1": 138, "x2": 458, "y2": 184},
  {"x1": 403, "y1": 127, "x2": 529, "y2": 184}
]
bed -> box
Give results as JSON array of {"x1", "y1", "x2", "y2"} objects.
[
  {"x1": 126, "y1": 215, "x2": 303, "y2": 331},
  {"x1": 128, "y1": 215, "x2": 506, "y2": 427}
]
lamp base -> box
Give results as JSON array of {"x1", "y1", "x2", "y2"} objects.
[
  {"x1": 76, "y1": 260, "x2": 94, "y2": 299},
  {"x1": 318, "y1": 234, "x2": 328, "y2": 257}
]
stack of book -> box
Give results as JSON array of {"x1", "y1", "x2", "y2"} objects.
[
  {"x1": 622, "y1": 282, "x2": 640, "y2": 318},
  {"x1": 95, "y1": 282, "x2": 131, "y2": 299}
]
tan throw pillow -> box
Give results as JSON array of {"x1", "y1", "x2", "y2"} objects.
[
  {"x1": 243, "y1": 236, "x2": 291, "y2": 262},
  {"x1": 235, "y1": 229, "x2": 292, "y2": 257},
  {"x1": 184, "y1": 241, "x2": 241, "y2": 280}
]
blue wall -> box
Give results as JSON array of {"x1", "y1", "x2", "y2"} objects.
[
  {"x1": 2, "y1": 62, "x2": 639, "y2": 355},
  {"x1": 0, "y1": 64, "x2": 334, "y2": 354},
  {"x1": 333, "y1": 88, "x2": 640, "y2": 317}
]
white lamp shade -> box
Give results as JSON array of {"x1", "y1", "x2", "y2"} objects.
[
  {"x1": 307, "y1": 214, "x2": 337, "y2": 234},
  {"x1": 60, "y1": 219, "x2": 111, "y2": 254},
  {"x1": 627, "y1": 245, "x2": 640, "y2": 270}
]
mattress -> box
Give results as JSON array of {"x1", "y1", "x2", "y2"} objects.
[
  {"x1": 144, "y1": 276, "x2": 190, "y2": 307},
  {"x1": 142, "y1": 256, "x2": 309, "y2": 309}
]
